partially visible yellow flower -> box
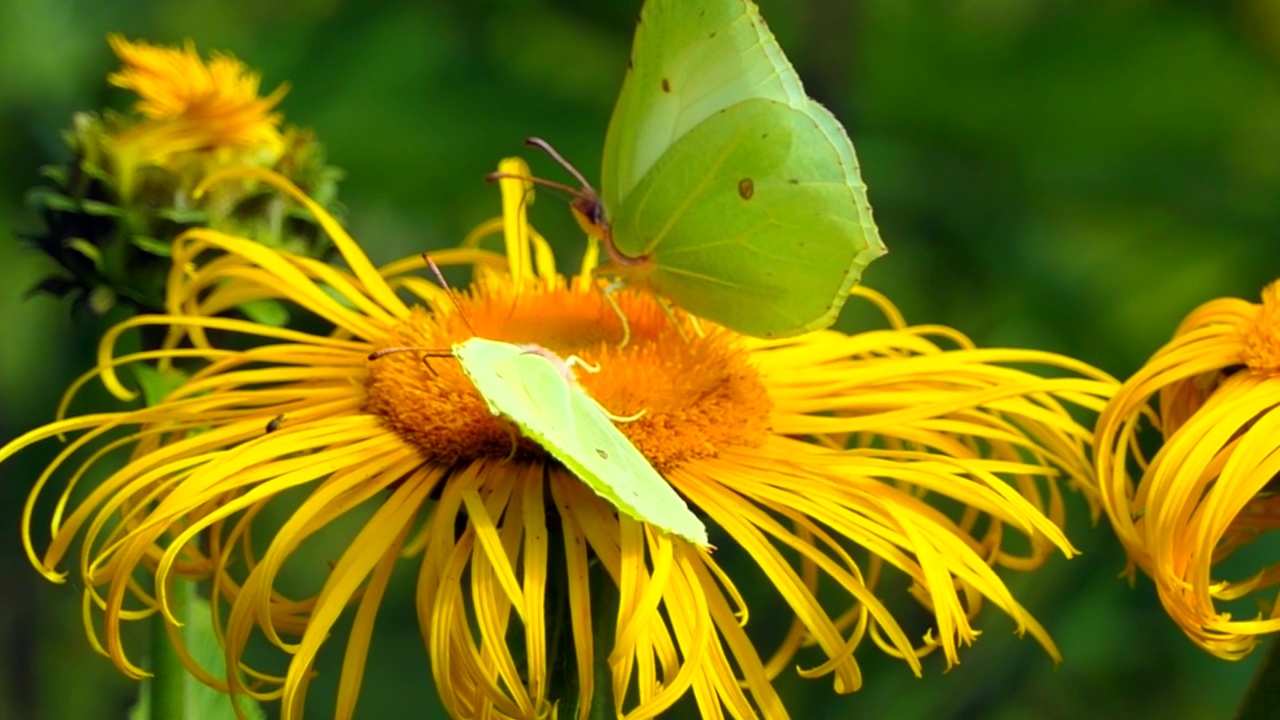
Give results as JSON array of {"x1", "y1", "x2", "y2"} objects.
[
  {"x1": 106, "y1": 34, "x2": 288, "y2": 189},
  {"x1": 1096, "y1": 281, "x2": 1280, "y2": 659},
  {"x1": 5, "y1": 161, "x2": 1117, "y2": 719},
  {"x1": 25, "y1": 34, "x2": 340, "y2": 317}
]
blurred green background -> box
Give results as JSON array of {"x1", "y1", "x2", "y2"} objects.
[{"x1": 3, "y1": 1, "x2": 1279, "y2": 718}]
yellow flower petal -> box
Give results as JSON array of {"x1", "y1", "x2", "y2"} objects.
[{"x1": 106, "y1": 35, "x2": 287, "y2": 173}]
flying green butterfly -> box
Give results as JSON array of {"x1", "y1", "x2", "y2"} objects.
[{"x1": 525, "y1": 0, "x2": 887, "y2": 339}]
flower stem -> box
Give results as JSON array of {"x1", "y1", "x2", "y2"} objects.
[
  {"x1": 150, "y1": 577, "x2": 192, "y2": 719},
  {"x1": 588, "y1": 563, "x2": 617, "y2": 720},
  {"x1": 1236, "y1": 635, "x2": 1280, "y2": 720},
  {"x1": 546, "y1": 509, "x2": 616, "y2": 719}
]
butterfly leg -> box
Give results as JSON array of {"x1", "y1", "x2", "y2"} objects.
[
  {"x1": 564, "y1": 355, "x2": 601, "y2": 374},
  {"x1": 687, "y1": 313, "x2": 706, "y2": 339},
  {"x1": 562, "y1": 355, "x2": 646, "y2": 422},
  {"x1": 600, "y1": 405, "x2": 647, "y2": 423},
  {"x1": 655, "y1": 297, "x2": 692, "y2": 344},
  {"x1": 501, "y1": 421, "x2": 520, "y2": 461},
  {"x1": 601, "y1": 280, "x2": 633, "y2": 349}
]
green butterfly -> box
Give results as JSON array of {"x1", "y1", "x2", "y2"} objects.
[
  {"x1": 535, "y1": 0, "x2": 887, "y2": 339},
  {"x1": 454, "y1": 338, "x2": 709, "y2": 547},
  {"x1": 379, "y1": 337, "x2": 710, "y2": 547}
]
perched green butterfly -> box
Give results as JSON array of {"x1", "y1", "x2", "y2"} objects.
[
  {"x1": 524, "y1": 0, "x2": 887, "y2": 339},
  {"x1": 455, "y1": 337, "x2": 709, "y2": 547}
]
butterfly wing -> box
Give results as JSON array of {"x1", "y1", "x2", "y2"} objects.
[
  {"x1": 600, "y1": 0, "x2": 886, "y2": 338},
  {"x1": 610, "y1": 98, "x2": 884, "y2": 338},
  {"x1": 454, "y1": 338, "x2": 709, "y2": 547},
  {"x1": 601, "y1": 0, "x2": 805, "y2": 212}
]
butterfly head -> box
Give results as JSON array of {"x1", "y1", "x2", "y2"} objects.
[{"x1": 569, "y1": 192, "x2": 609, "y2": 241}]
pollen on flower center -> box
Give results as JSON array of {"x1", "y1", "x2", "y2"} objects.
[
  {"x1": 361, "y1": 279, "x2": 772, "y2": 471},
  {"x1": 1243, "y1": 281, "x2": 1280, "y2": 373}
]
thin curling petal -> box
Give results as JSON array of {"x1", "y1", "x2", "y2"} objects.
[
  {"x1": 107, "y1": 34, "x2": 287, "y2": 168},
  {"x1": 6, "y1": 161, "x2": 1114, "y2": 719},
  {"x1": 1097, "y1": 280, "x2": 1280, "y2": 659}
]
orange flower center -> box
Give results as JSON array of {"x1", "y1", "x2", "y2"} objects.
[
  {"x1": 1244, "y1": 281, "x2": 1280, "y2": 373},
  {"x1": 361, "y1": 279, "x2": 772, "y2": 471}
]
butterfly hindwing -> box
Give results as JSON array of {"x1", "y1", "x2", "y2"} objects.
[{"x1": 611, "y1": 98, "x2": 879, "y2": 337}]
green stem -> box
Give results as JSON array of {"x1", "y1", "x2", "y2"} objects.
[
  {"x1": 545, "y1": 514, "x2": 575, "y2": 710},
  {"x1": 588, "y1": 565, "x2": 617, "y2": 720},
  {"x1": 1236, "y1": 635, "x2": 1280, "y2": 720},
  {"x1": 151, "y1": 577, "x2": 193, "y2": 719},
  {"x1": 547, "y1": 501, "x2": 618, "y2": 719},
  {"x1": 138, "y1": 313, "x2": 198, "y2": 719}
]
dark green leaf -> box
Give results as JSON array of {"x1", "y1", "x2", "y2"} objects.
[
  {"x1": 39, "y1": 164, "x2": 69, "y2": 184},
  {"x1": 80, "y1": 161, "x2": 118, "y2": 187},
  {"x1": 65, "y1": 238, "x2": 104, "y2": 269},
  {"x1": 156, "y1": 207, "x2": 212, "y2": 224},
  {"x1": 237, "y1": 298, "x2": 291, "y2": 327},
  {"x1": 26, "y1": 187, "x2": 78, "y2": 212},
  {"x1": 129, "y1": 364, "x2": 190, "y2": 406},
  {"x1": 126, "y1": 595, "x2": 267, "y2": 720},
  {"x1": 80, "y1": 199, "x2": 125, "y2": 217},
  {"x1": 130, "y1": 235, "x2": 174, "y2": 257}
]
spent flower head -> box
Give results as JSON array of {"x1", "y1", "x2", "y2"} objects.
[{"x1": 5, "y1": 161, "x2": 1118, "y2": 719}]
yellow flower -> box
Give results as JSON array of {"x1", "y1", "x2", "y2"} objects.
[
  {"x1": 1096, "y1": 281, "x2": 1280, "y2": 660},
  {"x1": 7, "y1": 161, "x2": 1116, "y2": 719},
  {"x1": 26, "y1": 35, "x2": 341, "y2": 318},
  {"x1": 106, "y1": 34, "x2": 288, "y2": 188}
]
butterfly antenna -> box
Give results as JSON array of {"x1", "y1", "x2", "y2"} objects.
[
  {"x1": 484, "y1": 171, "x2": 584, "y2": 200},
  {"x1": 424, "y1": 255, "x2": 480, "y2": 338},
  {"x1": 502, "y1": 186, "x2": 533, "y2": 323},
  {"x1": 367, "y1": 345, "x2": 449, "y2": 375},
  {"x1": 368, "y1": 346, "x2": 450, "y2": 361},
  {"x1": 491, "y1": 137, "x2": 611, "y2": 243},
  {"x1": 525, "y1": 137, "x2": 596, "y2": 193}
]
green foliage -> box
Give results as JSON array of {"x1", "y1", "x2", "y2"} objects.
[
  {"x1": 22, "y1": 110, "x2": 344, "y2": 318},
  {"x1": 126, "y1": 595, "x2": 267, "y2": 720},
  {"x1": 130, "y1": 363, "x2": 190, "y2": 406}
]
